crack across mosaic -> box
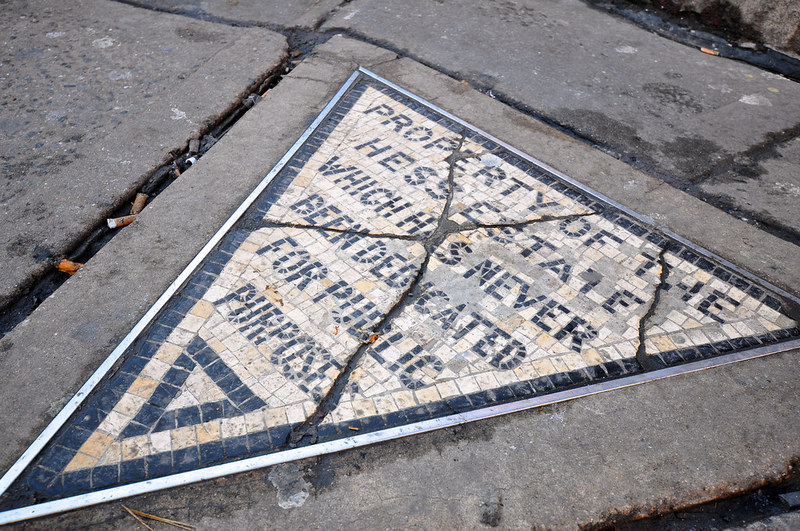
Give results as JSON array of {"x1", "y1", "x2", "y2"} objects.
[{"x1": 2, "y1": 72, "x2": 798, "y2": 511}]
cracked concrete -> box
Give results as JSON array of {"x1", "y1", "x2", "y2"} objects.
[
  {"x1": 636, "y1": 244, "x2": 672, "y2": 371},
  {"x1": 1, "y1": 29, "x2": 799, "y2": 530}
]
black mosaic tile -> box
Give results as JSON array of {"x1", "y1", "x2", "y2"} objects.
[
  {"x1": 145, "y1": 453, "x2": 172, "y2": 479},
  {"x1": 119, "y1": 458, "x2": 147, "y2": 484},
  {"x1": 198, "y1": 441, "x2": 224, "y2": 465},
  {"x1": 91, "y1": 465, "x2": 119, "y2": 489}
]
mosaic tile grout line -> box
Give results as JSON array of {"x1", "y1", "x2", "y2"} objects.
[
  {"x1": 354, "y1": 68, "x2": 800, "y2": 307},
  {"x1": 1, "y1": 338, "x2": 797, "y2": 526},
  {"x1": 0, "y1": 71, "x2": 365, "y2": 499}
]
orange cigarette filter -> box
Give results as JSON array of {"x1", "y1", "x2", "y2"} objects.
[
  {"x1": 129, "y1": 193, "x2": 148, "y2": 216},
  {"x1": 56, "y1": 259, "x2": 83, "y2": 275},
  {"x1": 107, "y1": 215, "x2": 136, "y2": 229}
]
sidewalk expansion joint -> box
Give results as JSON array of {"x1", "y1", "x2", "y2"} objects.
[{"x1": 0, "y1": 42, "x2": 292, "y2": 342}]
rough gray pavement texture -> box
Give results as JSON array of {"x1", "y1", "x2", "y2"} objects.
[
  {"x1": 0, "y1": 0, "x2": 287, "y2": 310},
  {"x1": 627, "y1": 0, "x2": 800, "y2": 55},
  {"x1": 700, "y1": 135, "x2": 800, "y2": 235},
  {"x1": 324, "y1": 0, "x2": 800, "y2": 239},
  {"x1": 2, "y1": 36, "x2": 798, "y2": 529},
  {"x1": 122, "y1": 0, "x2": 343, "y2": 29},
  {"x1": 732, "y1": 511, "x2": 800, "y2": 531}
]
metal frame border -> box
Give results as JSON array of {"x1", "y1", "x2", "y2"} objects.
[{"x1": 0, "y1": 67, "x2": 798, "y2": 524}]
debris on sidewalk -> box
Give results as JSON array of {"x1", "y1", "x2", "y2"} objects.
[
  {"x1": 701, "y1": 47, "x2": 720, "y2": 56},
  {"x1": 243, "y1": 93, "x2": 261, "y2": 109},
  {"x1": 107, "y1": 214, "x2": 136, "y2": 229},
  {"x1": 55, "y1": 259, "x2": 83, "y2": 275},
  {"x1": 130, "y1": 193, "x2": 149, "y2": 216},
  {"x1": 107, "y1": 193, "x2": 148, "y2": 229},
  {"x1": 779, "y1": 491, "x2": 800, "y2": 508},
  {"x1": 121, "y1": 505, "x2": 194, "y2": 530}
]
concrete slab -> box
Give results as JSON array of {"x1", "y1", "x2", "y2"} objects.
[
  {"x1": 0, "y1": 0, "x2": 287, "y2": 310},
  {"x1": 124, "y1": 0, "x2": 344, "y2": 29},
  {"x1": 732, "y1": 511, "x2": 800, "y2": 531},
  {"x1": 0, "y1": 36, "x2": 798, "y2": 528},
  {"x1": 700, "y1": 135, "x2": 800, "y2": 236},
  {"x1": 323, "y1": 0, "x2": 800, "y2": 238}
]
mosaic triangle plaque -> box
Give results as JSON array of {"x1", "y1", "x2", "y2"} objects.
[{"x1": 1, "y1": 68, "x2": 798, "y2": 523}]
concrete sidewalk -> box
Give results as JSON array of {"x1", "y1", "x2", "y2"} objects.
[
  {"x1": 1, "y1": 1, "x2": 799, "y2": 529},
  {"x1": 0, "y1": 0, "x2": 287, "y2": 312}
]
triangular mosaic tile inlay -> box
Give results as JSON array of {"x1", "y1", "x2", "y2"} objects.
[{"x1": 1, "y1": 70, "x2": 798, "y2": 518}]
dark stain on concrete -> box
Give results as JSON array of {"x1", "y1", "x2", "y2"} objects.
[
  {"x1": 70, "y1": 323, "x2": 98, "y2": 343},
  {"x1": 619, "y1": 0, "x2": 764, "y2": 49},
  {"x1": 175, "y1": 26, "x2": 225, "y2": 43},
  {"x1": 661, "y1": 135, "x2": 723, "y2": 178},
  {"x1": 480, "y1": 492, "x2": 503, "y2": 527},
  {"x1": 555, "y1": 108, "x2": 657, "y2": 168},
  {"x1": 642, "y1": 83, "x2": 704, "y2": 114}
]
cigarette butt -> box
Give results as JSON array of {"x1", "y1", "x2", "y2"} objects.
[
  {"x1": 129, "y1": 193, "x2": 148, "y2": 216},
  {"x1": 56, "y1": 259, "x2": 83, "y2": 275},
  {"x1": 107, "y1": 215, "x2": 136, "y2": 229},
  {"x1": 173, "y1": 165, "x2": 181, "y2": 177},
  {"x1": 348, "y1": 426, "x2": 359, "y2": 431},
  {"x1": 368, "y1": 334, "x2": 379, "y2": 343},
  {"x1": 261, "y1": 88, "x2": 271, "y2": 98},
  {"x1": 701, "y1": 47, "x2": 720, "y2": 56}
]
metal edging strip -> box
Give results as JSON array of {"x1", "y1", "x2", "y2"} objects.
[
  {"x1": 0, "y1": 338, "x2": 798, "y2": 525},
  {"x1": 1, "y1": 67, "x2": 799, "y2": 524},
  {"x1": 356, "y1": 67, "x2": 800, "y2": 306},
  {"x1": 0, "y1": 70, "x2": 363, "y2": 498}
]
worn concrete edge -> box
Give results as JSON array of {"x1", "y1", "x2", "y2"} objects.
[
  {"x1": 0, "y1": 21, "x2": 289, "y2": 311},
  {"x1": 0, "y1": 35, "x2": 797, "y2": 524}
]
